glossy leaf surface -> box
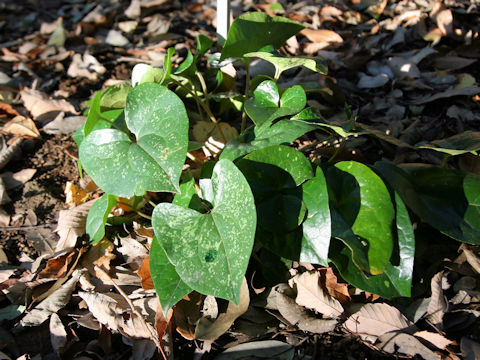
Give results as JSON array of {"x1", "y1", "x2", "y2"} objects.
[
  {"x1": 221, "y1": 12, "x2": 304, "y2": 60},
  {"x1": 375, "y1": 161, "x2": 480, "y2": 244},
  {"x1": 152, "y1": 159, "x2": 256, "y2": 303},
  {"x1": 79, "y1": 83, "x2": 189, "y2": 197},
  {"x1": 150, "y1": 238, "x2": 192, "y2": 316},
  {"x1": 326, "y1": 161, "x2": 395, "y2": 275}
]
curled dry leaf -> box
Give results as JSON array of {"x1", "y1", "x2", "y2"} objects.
[
  {"x1": 194, "y1": 278, "x2": 249, "y2": 341},
  {"x1": 54, "y1": 199, "x2": 95, "y2": 252},
  {"x1": 300, "y1": 29, "x2": 343, "y2": 44},
  {"x1": 344, "y1": 303, "x2": 412, "y2": 343},
  {"x1": 288, "y1": 271, "x2": 343, "y2": 318},
  {"x1": 426, "y1": 271, "x2": 448, "y2": 329},
  {"x1": 21, "y1": 270, "x2": 84, "y2": 327},
  {"x1": 20, "y1": 88, "x2": 78, "y2": 122},
  {"x1": 2, "y1": 116, "x2": 40, "y2": 138}
]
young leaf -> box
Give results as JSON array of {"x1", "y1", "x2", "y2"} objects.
[
  {"x1": 375, "y1": 161, "x2": 480, "y2": 245},
  {"x1": 245, "y1": 51, "x2": 328, "y2": 78},
  {"x1": 220, "y1": 12, "x2": 305, "y2": 60},
  {"x1": 79, "y1": 83, "x2": 189, "y2": 197},
  {"x1": 152, "y1": 159, "x2": 256, "y2": 304},
  {"x1": 150, "y1": 238, "x2": 192, "y2": 317},
  {"x1": 300, "y1": 167, "x2": 331, "y2": 266},
  {"x1": 100, "y1": 83, "x2": 132, "y2": 111},
  {"x1": 326, "y1": 161, "x2": 395, "y2": 275},
  {"x1": 245, "y1": 80, "x2": 306, "y2": 127},
  {"x1": 86, "y1": 193, "x2": 117, "y2": 244},
  {"x1": 131, "y1": 63, "x2": 164, "y2": 86}
]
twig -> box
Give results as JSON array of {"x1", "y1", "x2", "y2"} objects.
[{"x1": 94, "y1": 265, "x2": 167, "y2": 360}]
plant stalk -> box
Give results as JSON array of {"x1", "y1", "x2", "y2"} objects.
[{"x1": 240, "y1": 60, "x2": 251, "y2": 133}]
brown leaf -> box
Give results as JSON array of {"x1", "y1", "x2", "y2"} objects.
[
  {"x1": 50, "y1": 313, "x2": 68, "y2": 355},
  {"x1": 426, "y1": 271, "x2": 448, "y2": 329},
  {"x1": 300, "y1": 29, "x2": 343, "y2": 44},
  {"x1": 65, "y1": 181, "x2": 89, "y2": 207},
  {"x1": 20, "y1": 88, "x2": 78, "y2": 123},
  {"x1": 319, "y1": 267, "x2": 351, "y2": 304},
  {"x1": 344, "y1": 303, "x2": 412, "y2": 342},
  {"x1": 81, "y1": 239, "x2": 116, "y2": 282},
  {"x1": 1, "y1": 169, "x2": 36, "y2": 190},
  {"x1": 138, "y1": 256, "x2": 154, "y2": 290},
  {"x1": 2, "y1": 116, "x2": 40, "y2": 138},
  {"x1": 431, "y1": 1, "x2": 453, "y2": 36},
  {"x1": 174, "y1": 292, "x2": 202, "y2": 340},
  {"x1": 38, "y1": 251, "x2": 76, "y2": 279},
  {"x1": 288, "y1": 271, "x2": 343, "y2": 318},
  {"x1": 194, "y1": 278, "x2": 249, "y2": 341},
  {"x1": 377, "y1": 332, "x2": 440, "y2": 360},
  {"x1": 155, "y1": 300, "x2": 174, "y2": 357},
  {"x1": 54, "y1": 200, "x2": 95, "y2": 252}
]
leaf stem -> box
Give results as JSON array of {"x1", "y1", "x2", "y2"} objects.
[
  {"x1": 171, "y1": 78, "x2": 227, "y2": 143},
  {"x1": 94, "y1": 265, "x2": 167, "y2": 360},
  {"x1": 241, "y1": 60, "x2": 251, "y2": 133}
]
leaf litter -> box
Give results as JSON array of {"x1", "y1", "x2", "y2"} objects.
[{"x1": 0, "y1": 0, "x2": 480, "y2": 359}]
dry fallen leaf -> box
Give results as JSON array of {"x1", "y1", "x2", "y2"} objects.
[
  {"x1": 67, "y1": 53, "x2": 107, "y2": 81},
  {"x1": 50, "y1": 313, "x2": 68, "y2": 355},
  {"x1": 194, "y1": 278, "x2": 249, "y2": 341},
  {"x1": 344, "y1": 303, "x2": 412, "y2": 342},
  {"x1": 319, "y1": 267, "x2": 351, "y2": 304},
  {"x1": 426, "y1": 271, "x2": 448, "y2": 329},
  {"x1": 20, "y1": 88, "x2": 78, "y2": 123},
  {"x1": 377, "y1": 332, "x2": 440, "y2": 360},
  {"x1": 174, "y1": 292, "x2": 202, "y2": 340},
  {"x1": 54, "y1": 200, "x2": 95, "y2": 252},
  {"x1": 37, "y1": 251, "x2": 76, "y2": 279},
  {"x1": 1, "y1": 168, "x2": 36, "y2": 190},
  {"x1": 414, "y1": 330, "x2": 453, "y2": 350},
  {"x1": 2, "y1": 115, "x2": 40, "y2": 138},
  {"x1": 138, "y1": 256, "x2": 154, "y2": 290},
  {"x1": 65, "y1": 181, "x2": 89, "y2": 207},
  {"x1": 81, "y1": 238, "x2": 116, "y2": 282},
  {"x1": 300, "y1": 29, "x2": 343, "y2": 44},
  {"x1": 288, "y1": 271, "x2": 343, "y2": 318}
]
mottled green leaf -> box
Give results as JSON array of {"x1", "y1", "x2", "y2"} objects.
[
  {"x1": 330, "y1": 192, "x2": 415, "y2": 298},
  {"x1": 245, "y1": 51, "x2": 327, "y2": 77},
  {"x1": 221, "y1": 12, "x2": 305, "y2": 60},
  {"x1": 326, "y1": 161, "x2": 395, "y2": 275},
  {"x1": 375, "y1": 161, "x2": 480, "y2": 245},
  {"x1": 150, "y1": 238, "x2": 192, "y2": 316},
  {"x1": 86, "y1": 193, "x2": 117, "y2": 244},
  {"x1": 152, "y1": 159, "x2": 256, "y2": 303},
  {"x1": 79, "y1": 83, "x2": 189, "y2": 197},
  {"x1": 300, "y1": 167, "x2": 331, "y2": 266},
  {"x1": 245, "y1": 80, "x2": 306, "y2": 127}
]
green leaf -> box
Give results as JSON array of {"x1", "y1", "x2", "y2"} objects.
[
  {"x1": 221, "y1": 12, "x2": 305, "y2": 60},
  {"x1": 300, "y1": 167, "x2": 331, "y2": 266},
  {"x1": 150, "y1": 238, "x2": 192, "y2": 316},
  {"x1": 245, "y1": 81, "x2": 306, "y2": 127},
  {"x1": 84, "y1": 91, "x2": 103, "y2": 137},
  {"x1": 329, "y1": 192, "x2": 415, "y2": 298},
  {"x1": 245, "y1": 51, "x2": 327, "y2": 77},
  {"x1": 418, "y1": 132, "x2": 480, "y2": 156},
  {"x1": 131, "y1": 63, "x2": 164, "y2": 86},
  {"x1": 79, "y1": 83, "x2": 189, "y2": 197},
  {"x1": 173, "y1": 178, "x2": 204, "y2": 213},
  {"x1": 375, "y1": 161, "x2": 480, "y2": 245},
  {"x1": 293, "y1": 108, "x2": 357, "y2": 138},
  {"x1": 152, "y1": 159, "x2": 256, "y2": 303},
  {"x1": 326, "y1": 161, "x2": 395, "y2": 275},
  {"x1": 161, "y1": 47, "x2": 176, "y2": 84},
  {"x1": 174, "y1": 50, "x2": 195, "y2": 75},
  {"x1": 86, "y1": 193, "x2": 117, "y2": 244},
  {"x1": 100, "y1": 83, "x2": 132, "y2": 111},
  {"x1": 197, "y1": 34, "x2": 214, "y2": 57}
]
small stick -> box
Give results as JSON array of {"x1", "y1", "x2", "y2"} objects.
[{"x1": 94, "y1": 265, "x2": 167, "y2": 360}]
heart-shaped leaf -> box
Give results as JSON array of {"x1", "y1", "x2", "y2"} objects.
[
  {"x1": 245, "y1": 81, "x2": 306, "y2": 127},
  {"x1": 326, "y1": 161, "x2": 395, "y2": 275},
  {"x1": 86, "y1": 193, "x2": 117, "y2": 244},
  {"x1": 150, "y1": 238, "x2": 192, "y2": 316},
  {"x1": 152, "y1": 159, "x2": 256, "y2": 303},
  {"x1": 220, "y1": 12, "x2": 305, "y2": 60},
  {"x1": 79, "y1": 83, "x2": 189, "y2": 197},
  {"x1": 330, "y1": 192, "x2": 415, "y2": 298},
  {"x1": 245, "y1": 51, "x2": 328, "y2": 78},
  {"x1": 375, "y1": 161, "x2": 480, "y2": 245}
]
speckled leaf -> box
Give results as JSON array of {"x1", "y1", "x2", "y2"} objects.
[
  {"x1": 152, "y1": 159, "x2": 256, "y2": 303},
  {"x1": 86, "y1": 193, "x2": 117, "y2": 244},
  {"x1": 150, "y1": 238, "x2": 192, "y2": 316},
  {"x1": 245, "y1": 51, "x2": 327, "y2": 77},
  {"x1": 300, "y1": 167, "x2": 331, "y2": 266},
  {"x1": 330, "y1": 193, "x2": 415, "y2": 298},
  {"x1": 221, "y1": 12, "x2": 304, "y2": 60},
  {"x1": 79, "y1": 83, "x2": 188, "y2": 197},
  {"x1": 245, "y1": 80, "x2": 306, "y2": 127},
  {"x1": 326, "y1": 161, "x2": 395, "y2": 275}
]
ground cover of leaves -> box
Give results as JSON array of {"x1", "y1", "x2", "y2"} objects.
[{"x1": 1, "y1": 0, "x2": 480, "y2": 359}]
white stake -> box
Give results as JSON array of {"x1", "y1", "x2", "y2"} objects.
[{"x1": 217, "y1": 0, "x2": 231, "y2": 45}]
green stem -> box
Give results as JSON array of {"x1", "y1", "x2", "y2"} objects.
[
  {"x1": 171, "y1": 78, "x2": 227, "y2": 143},
  {"x1": 328, "y1": 137, "x2": 347, "y2": 163},
  {"x1": 241, "y1": 60, "x2": 251, "y2": 133},
  {"x1": 273, "y1": 66, "x2": 282, "y2": 82}
]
